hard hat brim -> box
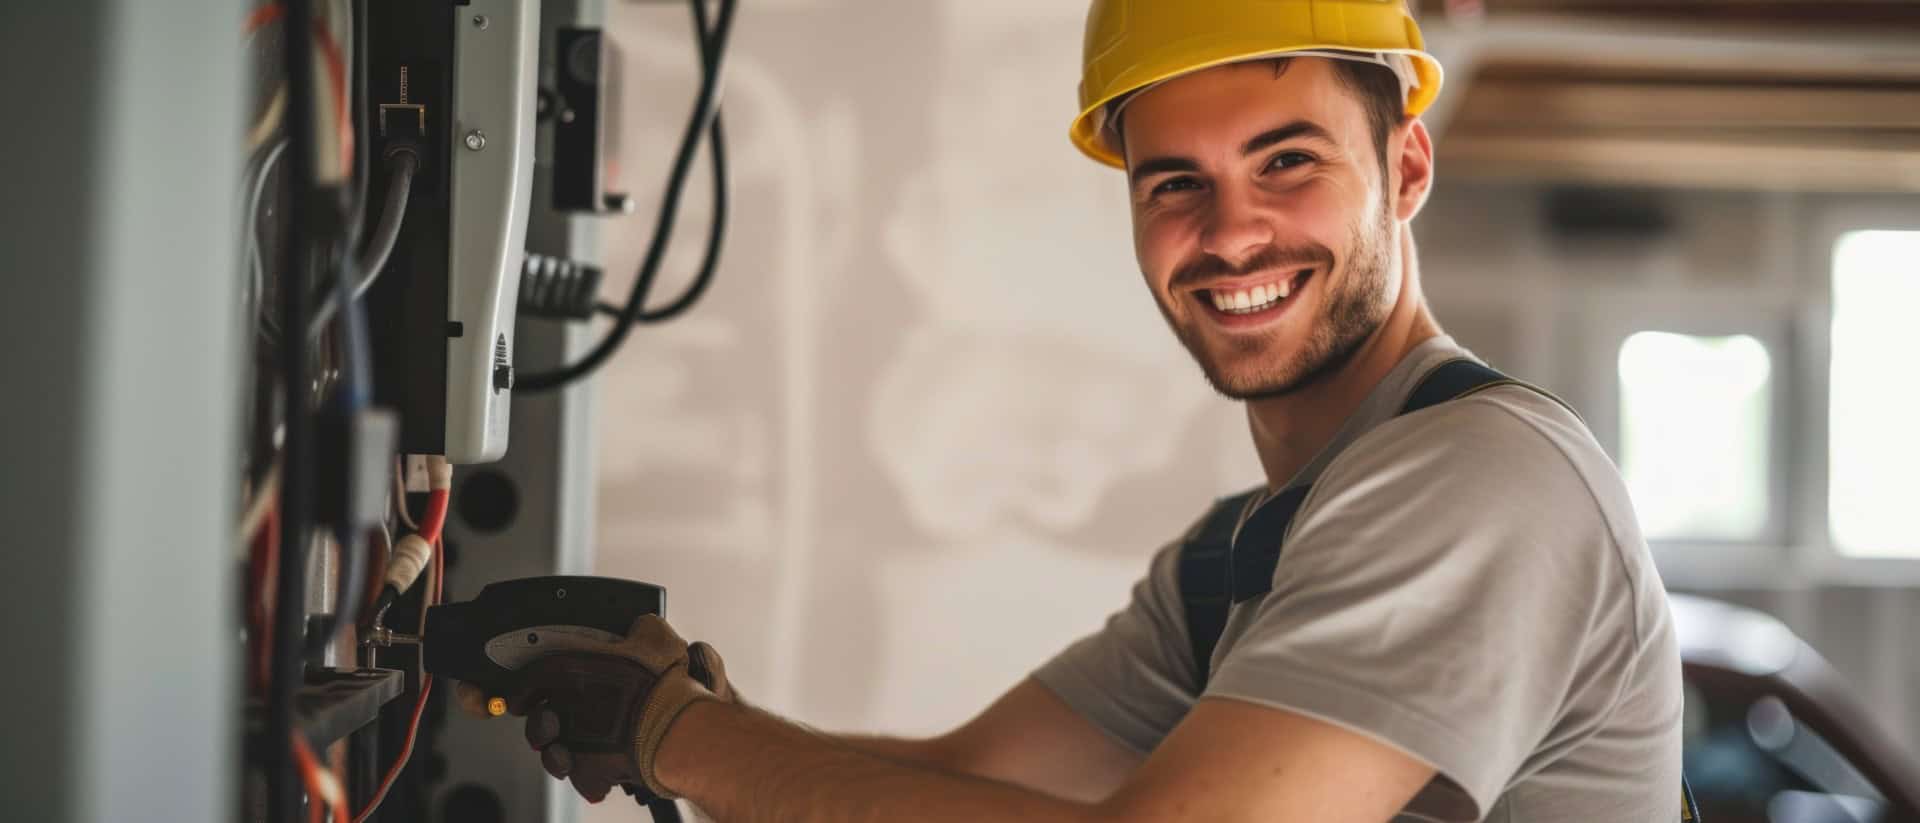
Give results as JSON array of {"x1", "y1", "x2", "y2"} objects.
[{"x1": 1070, "y1": 47, "x2": 1443, "y2": 169}]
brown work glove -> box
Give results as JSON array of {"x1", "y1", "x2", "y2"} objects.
[{"x1": 455, "y1": 615, "x2": 734, "y2": 801}]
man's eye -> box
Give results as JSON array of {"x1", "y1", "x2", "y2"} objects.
[
  {"x1": 1265, "y1": 151, "x2": 1313, "y2": 172},
  {"x1": 1151, "y1": 177, "x2": 1203, "y2": 196}
]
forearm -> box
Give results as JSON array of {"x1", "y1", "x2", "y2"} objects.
[
  {"x1": 658, "y1": 702, "x2": 1107, "y2": 823},
  {"x1": 827, "y1": 733, "x2": 954, "y2": 771}
]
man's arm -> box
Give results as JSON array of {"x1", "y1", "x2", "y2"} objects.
[
  {"x1": 829, "y1": 677, "x2": 1142, "y2": 803},
  {"x1": 658, "y1": 694, "x2": 1435, "y2": 823}
]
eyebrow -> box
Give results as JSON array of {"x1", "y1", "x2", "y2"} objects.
[
  {"x1": 1242, "y1": 120, "x2": 1333, "y2": 155},
  {"x1": 1128, "y1": 120, "x2": 1335, "y2": 187}
]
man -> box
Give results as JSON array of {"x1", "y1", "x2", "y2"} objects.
[{"x1": 467, "y1": 1, "x2": 1684, "y2": 820}]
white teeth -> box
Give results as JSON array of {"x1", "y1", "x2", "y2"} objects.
[{"x1": 1207, "y1": 276, "x2": 1304, "y2": 315}]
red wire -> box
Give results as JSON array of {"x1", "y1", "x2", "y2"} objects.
[
  {"x1": 310, "y1": 17, "x2": 354, "y2": 173},
  {"x1": 351, "y1": 536, "x2": 443, "y2": 823},
  {"x1": 243, "y1": 3, "x2": 353, "y2": 172},
  {"x1": 244, "y1": 3, "x2": 285, "y2": 36},
  {"x1": 249, "y1": 505, "x2": 281, "y2": 693},
  {"x1": 418, "y1": 489, "x2": 451, "y2": 545},
  {"x1": 291, "y1": 730, "x2": 348, "y2": 823}
]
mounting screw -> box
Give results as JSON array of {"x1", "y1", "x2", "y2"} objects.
[
  {"x1": 555, "y1": 588, "x2": 568, "y2": 600},
  {"x1": 472, "y1": 14, "x2": 489, "y2": 29},
  {"x1": 559, "y1": 109, "x2": 576, "y2": 124},
  {"x1": 527, "y1": 632, "x2": 540, "y2": 645},
  {"x1": 464, "y1": 130, "x2": 487, "y2": 151}
]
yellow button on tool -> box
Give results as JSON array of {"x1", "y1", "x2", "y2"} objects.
[{"x1": 487, "y1": 697, "x2": 508, "y2": 717}]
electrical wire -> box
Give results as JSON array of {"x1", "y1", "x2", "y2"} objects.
[
  {"x1": 418, "y1": 489, "x2": 450, "y2": 545},
  {"x1": 292, "y1": 731, "x2": 349, "y2": 823},
  {"x1": 268, "y1": 0, "x2": 321, "y2": 816},
  {"x1": 589, "y1": 114, "x2": 727, "y2": 326},
  {"x1": 242, "y1": 3, "x2": 351, "y2": 175},
  {"x1": 366, "y1": 460, "x2": 449, "y2": 636},
  {"x1": 390, "y1": 456, "x2": 419, "y2": 532},
  {"x1": 514, "y1": 0, "x2": 738, "y2": 392},
  {"x1": 307, "y1": 148, "x2": 418, "y2": 339},
  {"x1": 311, "y1": 10, "x2": 353, "y2": 181},
  {"x1": 238, "y1": 461, "x2": 282, "y2": 545},
  {"x1": 248, "y1": 85, "x2": 288, "y2": 153},
  {"x1": 351, "y1": 535, "x2": 440, "y2": 823},
  {"x1": 248, "y1": 504, "x2": 282, "y2": 694},
  {"x1": 245, "y1": 2, "x2": 286, "y2": 35},
  {"x1": 630, "y1": 111, "x2": 726, "y2": 325},
  {"x1": 246, "y1": 139, "x2": 291, "y2": 336},
  {"x1": 636, "y1": 0, "x2": 731, "y2": 325},
  {"x1": 345, "y1": 0, "x2": 371, "y2": 250}
]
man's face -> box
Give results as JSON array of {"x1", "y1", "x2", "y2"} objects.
[{"x1": 1121, "y1": 58, "x2": 1402, "y2": 400}]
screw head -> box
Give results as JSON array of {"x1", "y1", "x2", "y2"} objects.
[
  {"x1": 472, "y1": 14, "x2": 489, "y2": 29},
  {"x1": 464, "y1": 130, "x2": 487, "y2": 151},
  {"x1": 559, "y1": 109, "x2": 576, "y2": 124}
]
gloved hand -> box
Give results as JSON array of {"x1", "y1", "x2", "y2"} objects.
[{"x1": 454, "y1": 615, "x2": 735, "y2": 802}]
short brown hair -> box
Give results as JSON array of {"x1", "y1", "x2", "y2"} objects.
[{"x1": 1318, "y1": 58, "x2": 1406, "y2": 173}]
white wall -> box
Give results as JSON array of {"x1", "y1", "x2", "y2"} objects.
[{"x1": 589, "y1": 0, "x2": 1257, "y2": 751}]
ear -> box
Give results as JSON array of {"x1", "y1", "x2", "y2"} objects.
[{"x1": 1391, "y1": 118, "x2": 1435, "y2": 222}]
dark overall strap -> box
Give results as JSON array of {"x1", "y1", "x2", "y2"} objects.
[{"x1": 1178, "y1": 488, "x2": 1260, "y2": 689}]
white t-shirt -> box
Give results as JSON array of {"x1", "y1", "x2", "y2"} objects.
[{"x1": 1034, "y1": 336, "x2": 1683, "y2": 822}]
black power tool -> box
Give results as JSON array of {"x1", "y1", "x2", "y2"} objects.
[{"x1": 399, "y1": 575, "x2": 686, "y2": 822}]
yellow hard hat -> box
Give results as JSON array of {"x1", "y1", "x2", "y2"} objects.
[{"x1": 1072, "y1": 0, "x2": 1444, "y2": 168}]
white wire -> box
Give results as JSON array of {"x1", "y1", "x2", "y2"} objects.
[
  {"x1": 237, "y1": 462, "x2": 281, "y2": 546},
  {"x1": 246, "y1": 85, "x2": 287, "y2": 153},
  {"x1": 392, "y1": 456, "x2": 419, "y2": 531},
  {"x1": 245, "y1": 139, "x2": 291, "y2": 333}
]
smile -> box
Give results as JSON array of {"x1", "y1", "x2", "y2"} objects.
[{"x1": 1194, "y1": 268, "x2": 1314, "y2": 322}]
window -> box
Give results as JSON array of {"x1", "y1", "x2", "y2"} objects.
[
  {"x1": 1618, "y1": 331, "x2": 1773, "y2": 541},
  {"x1": 1829, "y1": 231, "x2": 1920, "y2": 558}
]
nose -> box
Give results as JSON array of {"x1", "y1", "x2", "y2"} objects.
[{"x1": 1198, "y1": 182, "x2": 1274, "y2": 269}]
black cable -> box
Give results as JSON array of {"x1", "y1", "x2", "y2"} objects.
[
  {"x1": 636, "y1": 113, "x2": 727, "y2": 324},
  {"x1": 633, "y1": 0, "x2": 729, "y2": 325},
  {"x1": 271, "y1": 2, "x2": 320, "y2": 822},
  {"x1": 309, "y1": 148, "x2": 419, "y2": 338},
  {"x1": 346, "y1": 0, "x2": 370, "y2": 248},
  {"x1": 586, "y1": 109, "x2": 724, "y2": 325},
  {"x1": 515, "y1": 0, "x2": 737, "y2": 392}
]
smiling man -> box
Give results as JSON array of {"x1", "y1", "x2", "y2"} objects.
[{"x1": 470, "y1": 2, "x2": 1685, "y2": 821}]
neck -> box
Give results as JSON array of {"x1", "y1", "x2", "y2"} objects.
[{"x1": 1246, "y1": 227, "x2": 1440, "y2": 490}]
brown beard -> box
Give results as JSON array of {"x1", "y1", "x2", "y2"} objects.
[{"x1": 1158, "y1": 204, "x2": 1396, "y2": 401}]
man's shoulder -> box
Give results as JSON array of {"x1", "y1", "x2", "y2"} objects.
[
  {"x1": 1343, "y1": 380, "x2": 1613, "y2": 498},
  {"x1": 1301, "y1": 380, "x2": 1643, "y2": 569}
]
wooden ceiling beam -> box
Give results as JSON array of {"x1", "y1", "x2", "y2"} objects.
[
  {"x1": 1439, "y1": 133, "x2": 1920, "y2": 192},
  {"x1": 1450, "y1": 82, "x2": 1920, "y2": 130},
  {"x1": 1416, "y1": 1, "x2": 1920, "y2": 29}
]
